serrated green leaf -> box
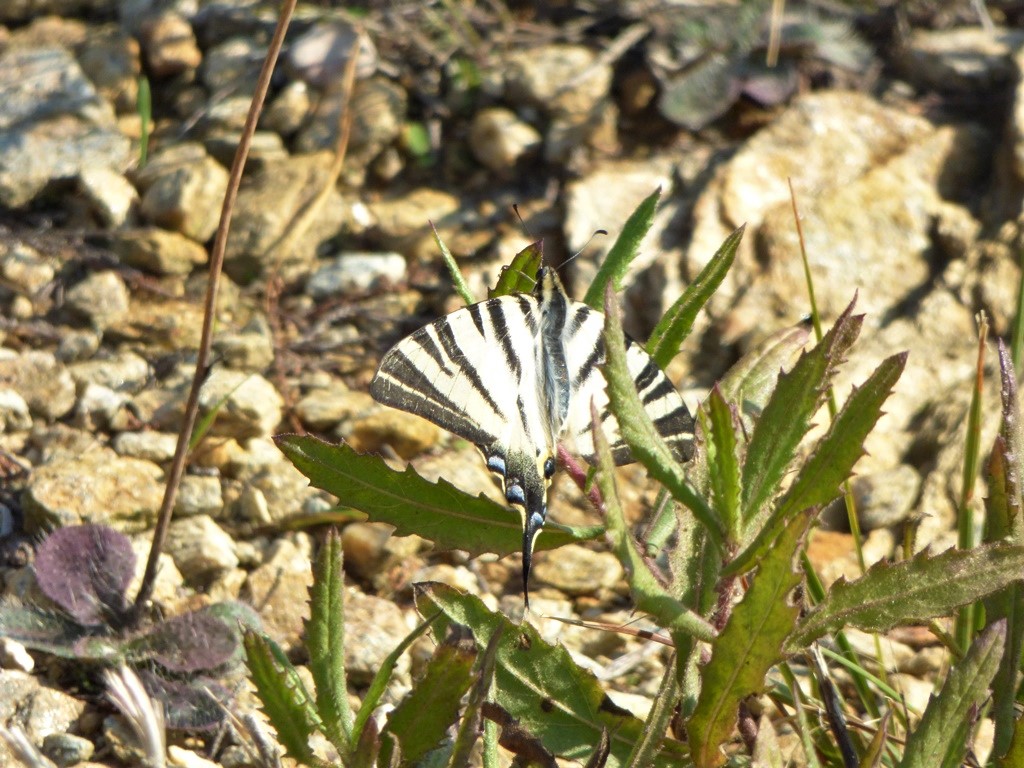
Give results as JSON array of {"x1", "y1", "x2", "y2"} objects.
[
  {"x1": 489, "y1": 241, "x2": 542, "y2": 298},
  {"x1": 583, "y1": 188, "x2": 661, "y2": 310},
  {"x1": 380, "y1": 639, "x2": 477, "y2": 766},
  {"x1": 729, "y1": 352, "x2": 906, "y2": 576},
  {"x1": 898, "y1": 621, "x2": 1005, "y2": 768},
  {"x1": 985, "y1": 341, "x2": 1024, "y2": 760},
  {"x1": 788, "y1": 543, "x2": 1024, "y2": 650},
  {"x1": 601, "y1": 284, "x2": 724, "y2": 547},
  {"x1": 741, "y1": 299, "x2": 863, "y2": 525},
  {"x1": 352, "y1": 611, "x2": 439, "y2": 751},
  {"x1": 414, "y1": 583, "x2": 691, "y2": 767},
  {"x1": 688, "y1": 510, "x2": 811, "y2": 768},
  {"x1": 647, "y1": 225, "x2": 744, "y2": 370},
  {"x1": 276, "y1": 434, "x2": 602, "y2": 558},
  {"x1": 448, "y1": 625, "x2": 503, "y2": 768},
  {"x1": 307, "y1": 529, "x2": 351, "y2": 754},
  {"x1": 702, "y1": 386, "x2": 743, "y2": 541},
  {"x1": 432, "y1": 223, "x2": 475, "y2": 306},
  {"x1": 592, "y1": 400, "x2": 715, "y2": 642},
  {"x1": 243, "y1": 630, "x2": 325, "y2": 766},
  {"x1": 718, "y1": 323, "x2": 810, "y2": 430}
]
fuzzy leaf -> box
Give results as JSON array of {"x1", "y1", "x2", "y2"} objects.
[
  {"x1": 490, "y1": 241, "x2": 542, "y2": 298},
  {"x1": 601, "y1": 285, "x2": 723, "y2": 546},
  {"x1": 276, "y1": 434, "x2": 601, "y2": 557},
  {"x1": 34, "y1": 524, "x2": 134, "y2": 626},
  {"x1": 380, "y1": 637, "x2": 477, "y2": 766},
  {"x1": 647, "y1": 225, "x2": 744, "y2": 370},
  {"x1": 718, "y1": 323, "x2": 810, "y2": 430},
  {"x1": 433, "y1": 223, "x2": 475, "y2": 306},
  {"x1": 306, "y1": 529, "x2": 352, "y2": 753},
  {"x1": 729, "y1": 352, "x2": 906, "y2": 575},
  {"x1": 593, "y1": 402, "x2": 716, "y2": 642},
  {"x1": 658, "y1": 53, "x2": 743, "y2": 131},
  {"x1": 0, "y1": 604, "x2": 88, "y2": 657},
  {"x1": 688, "y1": 510, "x2": 810, "y2": 767},
  {"x1": 128, "y1": 609, "x2": 237, "y2": 672},
  {"x1": 999, "y1": 715, "x2": 1024, "y2": 767},
  {"x1": 141, "y1": 672, "x2": 228, "y2": 731},
  {"x1": 741, "y1": 299, "x2": 862, "y2": 525},
  {"x1": 985, "y1": 341, "x2": 1024, "y2": 759},
  {"x1": 449, "y1": 625, "x2": 503, "y2": 768},
  {"x1": 583, "y1": 188, "x2": 661, "y2": 310},
  {"x1": 789, "y1": 544, "x2": 1024, "y2": 650},
  {"x1": 415, "y1": 583, "x2": 690, "y2": 767},
  {"x1": 702, "y1": 386, "x2": 743, "y2": 542},
  {"x1": 898, "y1": 621, "x2": 1005, "y2": 768},
  {"x1": 244, "y1": 629, "x2": 325, "y2": 766}
]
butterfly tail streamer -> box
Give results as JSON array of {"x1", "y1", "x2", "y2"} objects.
[{"x1": 522, "y1": 509, "x2": 546, "y2": 610}]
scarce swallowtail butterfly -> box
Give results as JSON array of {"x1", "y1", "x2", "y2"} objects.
[{"x1": 370, "y1": 266, "x2": 694, "y2": 607}]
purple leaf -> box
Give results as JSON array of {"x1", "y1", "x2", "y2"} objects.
[
  {"x1": 34, "y1": 525, "x2": 135, "y2": 626},
  {"x1": 139, "y1": 671, "x2": 228, "y2": 731},
  {"x1": 131, "y1": 610, "x2": 238, "y2": 672}
]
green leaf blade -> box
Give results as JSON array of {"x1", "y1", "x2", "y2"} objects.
[
  {"x1": 243, "y1": 630, "x2": 324, "y2": 766},
  {"x1": 276, "y1": 434, "x2": 601, "y2": 558},
  {"x1": 432, "y1": 223, "x2": 475, "y2": 306},
  {"x1": 415, "y1": 583, "x2": 691, "y2": 767},
  {"x1": 688, "y1": 510, "x2": 811, "y2": 768},
  {"x1": 306, "y1": 529, "x2": 352, "y2": 754},
  {"x1": 647, "y1": 225, "x2": 744, "y2": 369},
  {"x1": 898, "y1": 621, "x2": 1006, "y2": 768},
  {"x1": 601, "y1": 284, "x2": 724, "y2": 547},
  {"x1": 489, "y1": 241, "x2": 542, "y2": 298},
  {"x1": 790, "y1": 544, "x2": 1024, "y2": 650},
  {"x1": 702, "y1": 386, "x2": 744, "y2": 542},
  {"x1": 740, "y1": 299, "x2": 863, "y2": 525},
  {"x1": 380, "y1": 639, "x2": 477, "y2": 766},
  {"x1": 583, "y1": 188, "x2": 661, "y2": 310},
  {"x1": 729, "y1": 352, "x2": 906, "y2": 575}
]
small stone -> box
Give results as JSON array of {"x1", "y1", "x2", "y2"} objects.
[
  {"x1": 56, "y1": 330, "x2": 101, "y2": 362},
  {"x1": 74, "y1": 382, "x2": 128, "y2": 430},
  {"x1": 0, "y1": 670, "x2": 87, "y2": 745},
  {"x1": 1, "y1": 241, "x2": 55, "y2": 294},
  {"x1": 531, "y1": 544, "x2": 623, "y2": 596},
  {"x1": 0, "y1": 389, "x2": 32, "y2": 433},
  {"x1": 138, "y1": 11, "x2": 202, "y2": 77},
  {"x1": 306, "y1": 252, "x2": 407, "y2": 298},
  {"x1": 200, "y1": 36, "x2": 263, "y2": 94},
  {"x1": 344, "y1": 589, "x2": 411, "y2": 686},
  {"x1": 0, "y1": 638, "x2": 34, "y2": 672},
  {"x1": 109, "y1": 226, "x2": 208, "y2": 275},
  {"x1": 65, "y1": 270, "x2": 130, "y2": 329},
  {"x1": 468, "y1": 107, "x2": 542, "y2": 171},
  {"x1": 286, "y1": 21, "x2": 377, "y2": 88},
  {"x1": 236, "y1": 485, "x2": 271, "y2": 524},
  {"x1": 67, "y1": 350, "x2": 151, "y2": 392},
  {"x1": 854, "y1": 465, "x2": 922, "y2": 531},
  {"x1": 137, "y1": 143, "x2": 229, "y2": 243},
  {"x1": 505, "y1": 45, "x2": 612, "y2": 116},
  {"x1": 0, "y1": 351, "x2": 76, "y2": 420},
  {"x1": 168, "y1": 745, "x2": 221, "y2": 768},
  {"x1": 77, "y1": 165, "x2": 138, "y2": 227},
  {"x1": 21, "y1": 451, "x2": 164, "y2": 533},
  {"x1": 347, "y1": 410, "x2": 440, "y2": 459},
  {"x1": 243, "y1": 536, "x2": 314, "y2": 650},
  {"x1": 341, "y1": 521, "x2": 392, "y2": 580},
  {"x1": 263, "y1": 80, "x2": 312, "y2": 136},
  {"x1": 211, "y1": 316, "x2": 274, "y2": 371},
  {"x1": 174, "y1": 474, "x2": 223, "y2": 517},
  {"x1": 112, "y1": 430, "x2": 179, "y2": 462},
  {"x1": 43, "y1": 732, "x2": 95, "y2": 767},
  {"x1": 898, "y1": 27, "x2": 1024, "y2": 93},
  {"x1": 198, "y1": 369, "x2": 284, "y2": 439},
  {"x1": 75, "y1": 25, "x2": 141, "y2": 114},
  {"x1": 166, "y1": 514, "x2": 239, "y2": 580},
  {"x1": 295, "y1": 384, "x2": 371, "y2": 431}
]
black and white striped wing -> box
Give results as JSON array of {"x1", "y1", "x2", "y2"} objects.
[
  {"x1": 370, "y1": 294, "x2": 549, "y2": 470},
  {"x1": 558, "y1": 299, "x2": 695, "y2": 466}
]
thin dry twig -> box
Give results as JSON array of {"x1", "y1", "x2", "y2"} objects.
[{"x1": 132, "y1": 0, "x2": 299, "y2": 618}]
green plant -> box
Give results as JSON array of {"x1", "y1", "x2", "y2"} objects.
[
  {"x1": 264, "y1": 193, "x2": 1024, "y2": 766},
  {"x1": 0, "y1": 525, "x2": 258, "y2": 730}
]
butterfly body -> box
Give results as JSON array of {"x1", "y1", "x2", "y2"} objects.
[{"x1": 370, "y1": 268, "x2": 693, "y2": 605}]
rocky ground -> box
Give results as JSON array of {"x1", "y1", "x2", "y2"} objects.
[{"x1": 0, "y1": 0, "x2": 1022, "y2": 765}]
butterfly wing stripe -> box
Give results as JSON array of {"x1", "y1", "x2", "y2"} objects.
[
  {"x1": 432, "y1": 319, "x2": 505, "y2": 420},
  {"x1": 371, "y1": 352, "x2": 496, "y2": 447},
  {"x1": 486, "y1": 300, "x2": 523, "y2": 381}
]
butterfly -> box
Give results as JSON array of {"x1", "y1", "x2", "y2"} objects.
[{"x1": 370, "y1": 266, "x2": 694, "y2": 606}]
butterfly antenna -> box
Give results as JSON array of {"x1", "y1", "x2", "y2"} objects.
[
  {"x1": 559, "y1": 229, "x2": 608, "y2": 271},
  {"x1": 512, "y1": 203, "x2": 535, "y2": 241}
]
